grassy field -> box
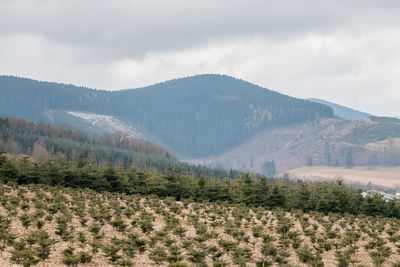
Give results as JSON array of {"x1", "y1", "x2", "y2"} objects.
[
  {"x1": 2, "y1": 184, "x2": 400, "y2": 266},
  {"x1": 285, "y1": 166, "x2": 400, "y2": 188}
]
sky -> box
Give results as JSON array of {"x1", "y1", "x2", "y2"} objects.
[{"x1": 1, "y1": 0, "x2": 400, "y2": 116}]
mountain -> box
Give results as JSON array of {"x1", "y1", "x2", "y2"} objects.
[
  {"x1": 308, "y1": 98, "x2": 371, "y2": 119},
  {"x1": 0, "y1": 74, "x2": 334, "y2": 158},
  {"x1": 192, "y1": 117, "x2": 400, "y2": 174}
]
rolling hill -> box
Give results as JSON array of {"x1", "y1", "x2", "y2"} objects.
[
  {"x1": 0, "y1": 74, "x2": 334, "y2": 158},
  {"x1": 192, "y1": 117, "x2": 400, "y2": 174}
]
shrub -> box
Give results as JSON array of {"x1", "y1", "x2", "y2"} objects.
[
  {"x1": 296, "y1": 246, "x2": 315, "y2": 264},
  {"x1": 103, "y1": 244, "x2": 122, "y2": 263},
  {"x1": 369, "y1": 246, "x2": 392, "y2": 267},
  {"x1": 62, "y1": 247, "x2": 80, "y2": 267},
  {"x1": 187, "y1": 249, "x2": 206, "y2": 265},
  {"x1": 149, "y1": 247, "x2": 168, "y2": 265},
  {"x1": 34, "y1": 230, "x2": 56, "y2": 261},
  {"x1": 10, "y1": 240, "x2": 40, "y2": 267}
]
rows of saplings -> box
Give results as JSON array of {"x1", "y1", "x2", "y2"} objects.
[
  {"x1": 1, "y1": 183, "x2": 400, "y2": 266},
  {"x1": 1, "y1": 152, "x2": 400, "y2": 219}
]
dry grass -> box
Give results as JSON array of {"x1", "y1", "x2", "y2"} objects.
[
  {"x1": 1, "y1": 184, "x2": 400, "y2": 266},
  {"x1": 285, "y1": 166, "x2": 400, "y2": 188}
]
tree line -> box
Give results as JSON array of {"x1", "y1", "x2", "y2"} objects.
[{"x1": 0, "y1": 152, "x2": 399, "y2": 219}]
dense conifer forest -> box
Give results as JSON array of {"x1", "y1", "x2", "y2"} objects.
[
  {"x1": 0, "y1": 75, "x2": 334, "y2": 157},
  {"x1": 0, "y1": 117, "x2": 239, "y2": 178}
]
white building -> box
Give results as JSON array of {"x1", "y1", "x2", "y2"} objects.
[{"x1": 361, "y1": 190, "x2": 400, "y2": 201}]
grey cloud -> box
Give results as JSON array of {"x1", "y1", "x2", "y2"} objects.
[
  {"x1": 0, "y1": 0, "x2": 400, "y2": 115},
  {"x1": 1, "y1": 0, "x2": 400, "y2": 59}
]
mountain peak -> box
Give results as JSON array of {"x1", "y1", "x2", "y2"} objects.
[{"x1": 0, "y1": 75, "x2": 334, "y2": 158}]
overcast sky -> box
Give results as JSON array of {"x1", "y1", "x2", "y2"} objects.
[{"x1": 1, "y1": 0, "x2": 400, "y2": 116}]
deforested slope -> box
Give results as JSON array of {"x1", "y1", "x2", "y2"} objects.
[{"x1": 195, "y1": 118, "x2": 400, "y2": 174}]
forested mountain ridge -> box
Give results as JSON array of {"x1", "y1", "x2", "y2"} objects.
[
  {"x1": 0, "y1": 74, "x2": 334, "y2": 158},
  {"x1": 112, "y1": 75, "x2": 334, "y2": 157}
]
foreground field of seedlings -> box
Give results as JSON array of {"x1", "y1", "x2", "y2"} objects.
[{"x1": 1, "y1": 184, "x2": 400, "y2": 266}]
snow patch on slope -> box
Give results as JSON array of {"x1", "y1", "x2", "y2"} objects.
[{"x1": 67, "y1": 111, "x2": 145, "y2": 139}]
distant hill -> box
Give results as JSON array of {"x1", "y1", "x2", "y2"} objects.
[
  {"x1": 193, "y1": 118, "x2": 400, "y2": 174},
  {"x1": 308, "y1": 98, "x2": 371, "y2": 119},
  {"x1": 0, "y1": 74, "x2": 334, "y2": 158}
]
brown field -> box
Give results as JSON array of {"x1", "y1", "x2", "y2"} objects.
[
  {"x1": 2, "y1": 184, "x2": 400, "y2": 266},
  {"x1": 285, "y1": 166, "x2": 400, "y2": 188}
]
